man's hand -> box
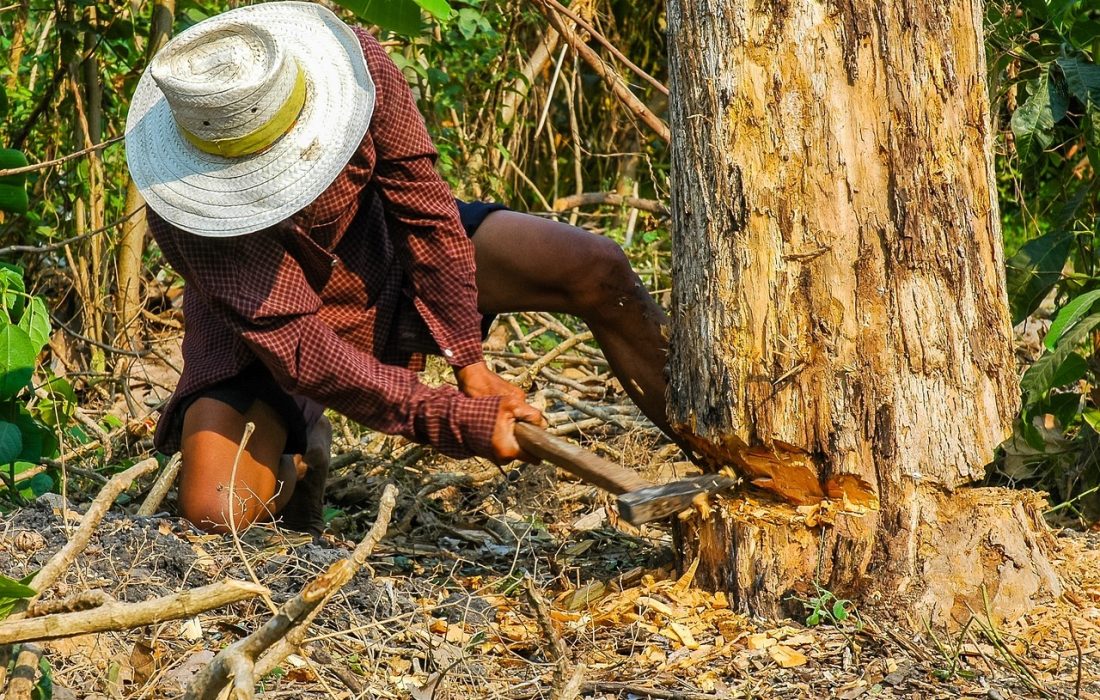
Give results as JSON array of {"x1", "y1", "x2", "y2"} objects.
[
  {"x1": 455, "y1": 361, "x2": 525, "y2": 402},
  {"x1": 489, "y1": 393, "x2": 546, "y2": 463},
  {"x1": 455, "y1": 362, "x2": 545, "y2": 463}
]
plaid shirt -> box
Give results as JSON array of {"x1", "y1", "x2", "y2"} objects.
[{"x1": 149, "y1": 28, "x2": 499, "y2": 459}]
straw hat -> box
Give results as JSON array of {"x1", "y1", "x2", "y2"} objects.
[{"x1": 125, "y1": 2, "x2": 375, "y2": 237}]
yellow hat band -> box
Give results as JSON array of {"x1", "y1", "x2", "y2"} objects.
[{"x1": 178, "y1": 66, "x2": 306, "y2": 158}]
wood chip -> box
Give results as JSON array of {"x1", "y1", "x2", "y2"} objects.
[{"x1": 768, "y1": 644, "x2": 808, "y2": 668}]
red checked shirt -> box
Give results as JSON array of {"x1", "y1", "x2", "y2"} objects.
[{"x1": 148, "y1": 28, "x2": 500, "y2": 459}]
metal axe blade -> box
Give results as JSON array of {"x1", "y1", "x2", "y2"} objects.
[{"x1": 616, "y1": 474, "x2": 738, "y2": 525}]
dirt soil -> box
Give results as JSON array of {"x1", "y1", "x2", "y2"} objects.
[
  {"x1": 2, "y1": 440, "x2": 1098, "y2": 700},
  {"x1": 2, "y1": 326, "x2": 1099, "y2": 699}
]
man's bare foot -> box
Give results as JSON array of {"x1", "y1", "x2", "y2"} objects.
[{"x1": 279, "y1": 414, "x2": 333, "y2": 535}]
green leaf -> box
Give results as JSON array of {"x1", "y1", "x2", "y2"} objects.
[
  {"x1": 806, "y1": 611, "x2": 821, "y2": 626},
  {"x1": 1049, "y1": 352, "x2": 1088, "y2": 388},
  {"x1": 0, "y1": 572, "x2": 35, "y2": 599},
  {"x1": 1085, "y1": 106, "x2": 1100, "y2": 175},
  {"x1": 1021, "y1": 312, "x2": 1100, "y2": 402},
  {"x1": 0, "y1": 325, "x2": 36, "y2": 400},
  {"x1": 1045, "y1": 289, "x2": 1100, "y2": 350},
  {"x1": 26, "y1": 472, "x2": 53, "y2": 498},
  {"x1": 0, "y1": 86, "x2": 7, "y2": 120},
  {"x1": 831, "y1": 600, "x2": 849, "y2": 621},
  {"x1": 1046, "y1": 391, "x2": 1082, "y2": 428},
  {"x1": 33, "y1": 655, "x2": 52, "y2": 700},
  {"x1": 1011, "y1": 71, "x2": 1057, "y2": 155},
  {"x1": 333, "y1": 0, "x2": 422, "y2": 35},
  {"x1": 413, "y1": 0, "x2": 452, "y2": 21},
  {"x1": 0, "y1": 263, "x2": 27, "y2": 321},
  {"x1": 1004, "y1": 228, "x2": 1073, "y2": 324},
  {"x1": 1082, "y1": 409, "x2": 1100, "y2": 433},
  {"x1": 1057, "y1": 55, "x2": 1100, "y2": 109},
  {"x1": 12, "y1": 408, "x2": 56, "y2": 463},
  {"x1": 17, "y1": 297, "x2": 51, "y2": 353},
  {"x1": 0, "y1": 420, "x2": 22, "y2": 464},
  {"x1": 0, "y1": 148, "x2": 29, "y2": 214}
]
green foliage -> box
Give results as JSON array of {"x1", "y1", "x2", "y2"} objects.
[
  {"x1": 0, "y1": 572, "x2": 36, "y2": 621},
  {"x1": 0, "y1": 148, "x2": 29, "y2": 214},
  {"x1": 332, "y1": 0, "x2": 453, "y2": 36},
  {"x1": 0, "y1": 265, "x2": 70, "y2": 509},
  {"x1": 794, "y1": 585, "x2": 860, "y2": 631},
  {"x1": 990, "y1": 1, "x2": 1100, "y2": 517}
]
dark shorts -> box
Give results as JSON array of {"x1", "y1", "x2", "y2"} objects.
[{"x1": 179, "y1": 200, "x2": 509, "y2": 454}]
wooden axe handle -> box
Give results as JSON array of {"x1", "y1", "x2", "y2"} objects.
[{"x1": 514, "y1": 423, "x2": 652, "y2": 495}]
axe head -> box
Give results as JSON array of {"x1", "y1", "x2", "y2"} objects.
[{"x1": 616, "y1": 474, "x2": 738, "y2": 525}]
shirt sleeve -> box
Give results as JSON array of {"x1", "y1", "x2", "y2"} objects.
[
  {"x1": 361, "y1": 31, "x2": 486, "y2": 369},
  {"x1": 166, "y1": 224, "x2": 500, "y2": 460}
]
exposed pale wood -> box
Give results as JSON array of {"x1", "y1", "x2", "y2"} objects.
[
  {"x1": 677, "y1": 490, "x2": 1060, "y2": 627},
  {"x1": 665, "y1": 0, "x2": 1054, "y2": 624},
  {"x1": 0, "y1": 580, "x2": 268, "y2": 645}
]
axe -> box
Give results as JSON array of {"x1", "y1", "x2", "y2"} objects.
[{"x1": 514, "y1": 423, "x2": 735, "y2": 525}]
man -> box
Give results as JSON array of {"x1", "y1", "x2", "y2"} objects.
[{"x1": 127, "y1": 1, "x2": 675, "y2": 533}]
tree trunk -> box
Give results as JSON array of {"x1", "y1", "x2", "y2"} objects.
[
  {"x1": 116, "y1": 0, "x2": 175, "y2": 349},
  {"x1": 666, "y1": 0, "x2": 1061, "y2": 628}
]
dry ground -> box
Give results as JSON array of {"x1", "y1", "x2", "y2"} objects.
[{"x1": 1, "y1": 317, "x2": 1099, "y2": 699}]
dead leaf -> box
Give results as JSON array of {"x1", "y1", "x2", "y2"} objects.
[
  {"x1": 163, "y1": 650, "x2": 216, "y2": 693},
  {"x1": 129, "y1": 640, "x2": 158, "y2": 685},
  {"x1": 768, "y1": 644, "x2": 808, "y2": 668}
]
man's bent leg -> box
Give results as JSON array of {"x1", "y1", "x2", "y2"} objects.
[
  {"x1": 471, "y1": 211, "x2": 677, "y2": 442},
  {"x1": 179, "y1": 397, "x2": 295, "y2": 533}
]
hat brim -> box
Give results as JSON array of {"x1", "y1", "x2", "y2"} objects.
[{"x1": 125, "y1": 2, "x2": 375, "y2": 237}]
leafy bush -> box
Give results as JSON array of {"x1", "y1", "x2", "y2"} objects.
[
  {"x1": 0, "y1": 264, "x2": 73, "y2": 509},
  {"x1": 988, "y1": 1, "x2": 1100, "y2": 518}
]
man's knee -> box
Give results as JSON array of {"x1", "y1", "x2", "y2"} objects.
[{"x1": 567, "y1": 234, "x2": 640, "y2": 316}]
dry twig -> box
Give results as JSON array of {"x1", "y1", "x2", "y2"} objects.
[
  {"x1": 553, "y1": 192, "x2": 668, "y2": 216},
  {"x1": 185, "y1": 484, "x2": 399, "y2": 700},
  {"x1": 535, "y1": 1, "x2": 669, "y2": 142},
  {"x1": 525, "y1": 578, "x2": 585, "y2": 700},
  {"x1": 136, "y1": 452, "x2": 182, "y2": 515}
]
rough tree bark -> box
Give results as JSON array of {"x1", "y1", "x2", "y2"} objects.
[{"x1": 666, "y1": 0, "x2": 1061, "y2": 627}]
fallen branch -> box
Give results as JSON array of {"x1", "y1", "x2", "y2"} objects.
[
  {"x1": 553, "y1": 192, "x2": 668, "y2": 216},
  {"x1": 3, "y1": 643, "x2": 43, "y2": 700},
  {"x1": 0, "y1": 579, "x2": 268, "y2": 645},
  {"x1": 525, "y1": 578, "x2": 585, "y2": 700},
  {"x1": 136, "y1": 452, "x2": 182, "y2": 515},
  {"x1": 185, "y1": 483, "x2": 399, "y2": 700},
  {"x1": 535, "y1": 0, "x2": 669, "y2": 143},
  {"x1": 519, "y1": 331, "x2": 594, "y2": 390}
]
